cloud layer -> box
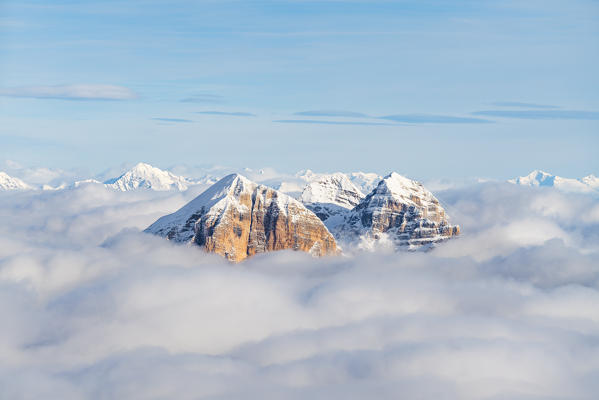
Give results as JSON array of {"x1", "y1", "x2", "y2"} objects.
[
  {"x1": 0, "y1": 183, "x2": 598, "y2": 399},
  {"x1": 0, "y1": 84, "x2": 138, "y2": 101}
]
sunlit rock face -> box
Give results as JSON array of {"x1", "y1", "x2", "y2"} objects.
[
  {"x1": 145, "y1": 174, "x2": 337, "y2": 262},
  {"x1": 334, "y1": 172, "x2": 459, "y2": 249}
]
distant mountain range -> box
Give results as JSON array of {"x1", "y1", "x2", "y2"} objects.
[
  {"x1": 1, "y1": 163, "x2": 596, "y2": 196},
  {"x1": 509, "y1": 170, "x2": 598, "y2": 193},
  {"x1": 4, "y1": 162, "x2": 596, "y2": 260}
]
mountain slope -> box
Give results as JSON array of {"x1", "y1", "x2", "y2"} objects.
[
  {"x1": 0, "y1": 172, "x2": 33, "y2": 191},
  {"x1": 334, "y1": 172, "x2": 459, "y2": 249},
  {"x1": 145, "y1": 174, "x2": 337, "y2": 262},
  {"x1": 105, "y1": 162, "x2": 192, "y2": 191}
]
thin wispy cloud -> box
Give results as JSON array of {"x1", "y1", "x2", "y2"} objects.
[
  {"x1": 380, "y1": 114, "x2": 492, "y2": 124},
  {"x1": 0, "y1": 84, "x2": 137, "y2": 100},
  {"x1": 151, "y1": 117, "x2": 193, "y2": 123},
  {"x1": 180, "y1": 94, "x2": 225, "y2": 104},
  {"x1": 473, "y1": 110, "x2": 599, "y2": 120},
  {"x1": 196, "y1": 111, "x2": 256, "y2": 117},
  {"x1": 274, "y1": 119, "x2": 394, "y2": 126},
  {"x1": 491, "y1": 101, "x2": 559, "y2": 109},
  {"x1": 294, "y1": 110, "x2": 370, "y2": 118}
]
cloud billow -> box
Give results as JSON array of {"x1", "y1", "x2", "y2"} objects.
[
  {"x1": 0, "y1": 182, "x2": 598, "y2": 398},
  {"x1": 0, "y1": 84, "x2": 138, "y2": 101}
]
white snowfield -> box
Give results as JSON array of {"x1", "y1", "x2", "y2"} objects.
[
  {"x1": 509, "y1": 170, "x2": 599, "y2": 193},
  {"x1": 0, "y1": 171, "x2": 33, "y2": 190}
]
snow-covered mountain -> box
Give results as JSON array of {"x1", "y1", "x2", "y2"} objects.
[
  {"x1": 0, "y1": 171, "x2": 33, "y2": 191},
  {"x1": 299, "y1": 173, "x2": 364, "y2": 229},
  {"x1": 332, "y1": 172, "x2": 459, "y2": 250},
  {"x1": 509, "y1": 170, "x2": 598, "y2": 193},
  {"x1": 104, "y1": 162, "x2": 195, "y2": 191},
  {"x1": 267, "y1": 169, "x2": 382, "y2": 199},
  {"x1": 145, "y1": 173, "x2": 337, "y2": 262}
]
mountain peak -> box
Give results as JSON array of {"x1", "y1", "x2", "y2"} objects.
[
  {"x1": 131, "y1": 162, "x2": 157, "y2": 171},
  {"x1": 105, "y1": 162, "x2": 191, "y2": 191},
  {"x1": 145, "y1": 175, "x2": 337, "y2": 261},
  {"x1": 335, "y1": 172, "x2": 459, "y2": 249},
  {"x1": 367, "y1": 172, "x2": 436, "y2": 209},
  {"x1": 0, "y1": 171, "x2": 33, "y2": 191}
]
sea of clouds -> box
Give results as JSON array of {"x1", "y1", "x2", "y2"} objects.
[{"x1": 1, "y1": 182, "x2": 598, "y2": 399}]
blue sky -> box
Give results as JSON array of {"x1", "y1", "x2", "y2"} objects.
[{"x1": 1, "y1": 0, "x2": 598, "y2": 180}]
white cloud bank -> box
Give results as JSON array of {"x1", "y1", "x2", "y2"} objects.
[
  {"x1": 0, "y1": 183, "x2": 598, "y2": 399},
  {"x1": 0, "y1": 84, "x2": 137, "y2": 100}
]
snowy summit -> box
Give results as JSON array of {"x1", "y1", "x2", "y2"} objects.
[
  {"x1": 104, "y1": 162, "x2": 193, "y2": 191},
  {"x1": 0, "y1": 171, "x2": 33, "y2": 191}
]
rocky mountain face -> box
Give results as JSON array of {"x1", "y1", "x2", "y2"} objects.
[
  {"x1": 299, "y1": 173, "x2": 364, "y2": 229},
  {"x1": 509, "y1": 170, "x2": 599, "y2": 194},
  {"x1": 145, "y1": 174, "x2": 337, "y2": 262},
  {"x1": 0, "y1": 172, "x2": 32, "y2": 191},
  {"x1": 104, "y1": 162, "x2": 193, "y2": 191},
  {"x1": 330, "y1": 172, "x2": 459, "y2": 250}
]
